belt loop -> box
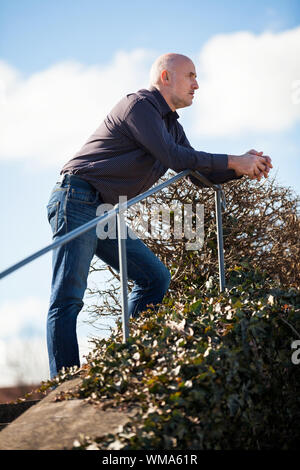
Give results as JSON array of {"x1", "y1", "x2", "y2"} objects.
[{"x1": 58, "y1": 173, "x2": 66, "y2": 185}]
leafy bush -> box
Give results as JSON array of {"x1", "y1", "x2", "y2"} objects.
[
  {"x1": 41, "y1": 174, "x2": 300, "y2": 449},
  {"x1": 57, "y1": 265, "x2": 300, "y2": 450},
  {"x1": 86, "y1": 174, "x2": 300, "y2": 325}
]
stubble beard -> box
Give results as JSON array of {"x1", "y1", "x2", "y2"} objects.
[{"x1": 170, "y1": 92, "x2": 191, "y2": 110}]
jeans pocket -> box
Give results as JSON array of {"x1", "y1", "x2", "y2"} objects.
[
  {"x1": 47, "y1": 201, "x2": 60, "y2": 236},
  {"x1": 68, "y1": 187, "x2": 99, "y2": 204}
]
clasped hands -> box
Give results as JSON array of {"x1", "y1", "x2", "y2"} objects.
[{"x1": 228, "y1": 149, "x2": 273, "y2": 181}]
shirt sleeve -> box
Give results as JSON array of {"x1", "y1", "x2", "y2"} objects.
[
  {"x1": 177, "y1": 123, "x2": 243, "y2": 187},
  {"x1": 123, "y1": 98, "x2": 228, "y2": 173}
]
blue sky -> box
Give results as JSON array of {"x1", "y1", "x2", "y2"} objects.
[
  {"x1": 1, "y1": 0, "x2": 300, "y2": 74},
  {"x1": 0, "y1": 0, "x2": 299, "y2": 386}
]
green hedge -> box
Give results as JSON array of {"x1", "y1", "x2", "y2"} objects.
[{"x1": 52, "y1": 266, "x2": 300, "y2": 450}]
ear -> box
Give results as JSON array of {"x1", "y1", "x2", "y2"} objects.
[{"x1": 161, "y1": 69, "x2": 169, "y2": 85}]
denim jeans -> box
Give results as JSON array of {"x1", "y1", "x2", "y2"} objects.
[{"x1": 46, "y1": 174, "x2": 171, "y2": 378}]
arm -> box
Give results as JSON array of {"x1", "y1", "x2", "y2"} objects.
[
  {"x1": 178, "y1": 126, "x2": 272, "y2": 185},
  {"x1": 123, "y1": 99, "x2": 229, "y2": 174},
  {"x1": 177, "y1": 125, "x2": 243, "y2": 188}
]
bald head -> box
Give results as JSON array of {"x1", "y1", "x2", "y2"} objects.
[
  {"x1": 149, "y1": 53, "x2": 193, "y2": 87},
  {"x1": 149, "y1": 53, "x2": 199, "y2": 111}
]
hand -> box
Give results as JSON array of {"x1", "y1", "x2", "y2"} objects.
[
  {"x1": 228, "y1": 149, "x2": 273, "y2": 181},
  {"x1": 248, "y1": 149, "x2": 272, "y2": 181}
]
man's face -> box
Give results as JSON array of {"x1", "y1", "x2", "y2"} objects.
[{"x1": 169, "y1": 58, "x2": 199, "y2": 110}]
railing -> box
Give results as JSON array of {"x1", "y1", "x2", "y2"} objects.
[{"x1": 0, "y1": 169, "x2": 226, "y2": 343}]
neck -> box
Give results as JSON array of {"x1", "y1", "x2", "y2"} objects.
[{"x1": 152, "y1": 85, "x2": 176, "y2": 112}]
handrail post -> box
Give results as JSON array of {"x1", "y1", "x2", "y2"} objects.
[
  {"x1": 116, "y1": 198, "x2": 129, "y2": 342},
  {"x1": 215, "y1": 187, "x2": 226, "y2": 292}
]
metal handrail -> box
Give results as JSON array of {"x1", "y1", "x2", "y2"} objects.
[{"x1": 0, "y1": 169, "x2": 226, "y2": 342}]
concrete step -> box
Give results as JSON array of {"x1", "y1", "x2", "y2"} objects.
[{"x1": 0, "y1": 400, "x2": 40, "y2": 430}]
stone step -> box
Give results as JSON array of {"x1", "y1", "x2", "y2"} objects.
[
  {"x1": 0, "y1": 378, "x2": 138, "y2": 450},
  {"x1": 0, "y1": 400, "x2": 40, "y2": 430}
]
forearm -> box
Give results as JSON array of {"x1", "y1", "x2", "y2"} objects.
[
  {"x1": 125, "y1": 100, "x2": 228, "y2": 173},
  {"x1": 188, "y1": 168, "x2": 243, "y2": 188},
  {"x1": 227, "y1": 154, "x2": 239, "y2": 173}
]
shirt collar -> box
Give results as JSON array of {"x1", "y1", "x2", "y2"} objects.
[{"x1": 149, "y1": 86, "x2": 180, "y2": 120}]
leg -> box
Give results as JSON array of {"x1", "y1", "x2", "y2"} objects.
[
  {"x1": 46, "y1": 178, "x2": 100, "y2": 378},
  {"x1": 95, "y1": 223, "x2": 171, "y2": 318}
]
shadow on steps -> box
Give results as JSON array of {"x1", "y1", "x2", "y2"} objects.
[{"x1": 0, "y1": 400, "x2": 41, "y2": 431}]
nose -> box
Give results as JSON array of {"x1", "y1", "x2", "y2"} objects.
[{"x1": 193, "y1": 79, "x2": 199, "y2": 90}]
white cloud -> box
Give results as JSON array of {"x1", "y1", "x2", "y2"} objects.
[
  {"x1": 0, "y1": 296, "x2": 47, "y2": 339},
  {"x1": 191, "y1": 26, "x2": 300, "y2": 137},
  {"x1": 0, "y1": 337, "x2": 49, "y2": 386},
  {"x1": 0, "y1": 295, "x2": 109, "y2": 386},
  {"x1": 0, "y1": 28, "x2": 299, "y2": 167},
  {"x1": 0, "y1": 296, "x2": 49, "y2": 385},
  {"x1": 0, "y1": 49, "x2": 155, "y2": 167}
]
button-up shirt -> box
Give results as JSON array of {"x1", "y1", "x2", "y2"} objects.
[{"x1": 60, "y1": 86, "x2": 240, "y2": 204}]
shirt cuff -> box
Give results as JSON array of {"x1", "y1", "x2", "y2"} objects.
[{"x1": 211, "y1": 153, "x2": 228, "y2": 172}]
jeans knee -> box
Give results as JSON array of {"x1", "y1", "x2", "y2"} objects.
[
  {"x1": 156, "y1": 267, "x2": 171, "y2": 294},
  {"x1": 165, "y1": 268, "x2": 172, "y2": 290}
]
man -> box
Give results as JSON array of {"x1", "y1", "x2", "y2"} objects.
[{"x1": 46, "y1": 53, "x2": 272, "y2": 378}]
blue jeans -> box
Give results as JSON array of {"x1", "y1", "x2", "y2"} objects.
[{"x1": 46, "y1": 174, "x2": 171, "y2": 378}]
